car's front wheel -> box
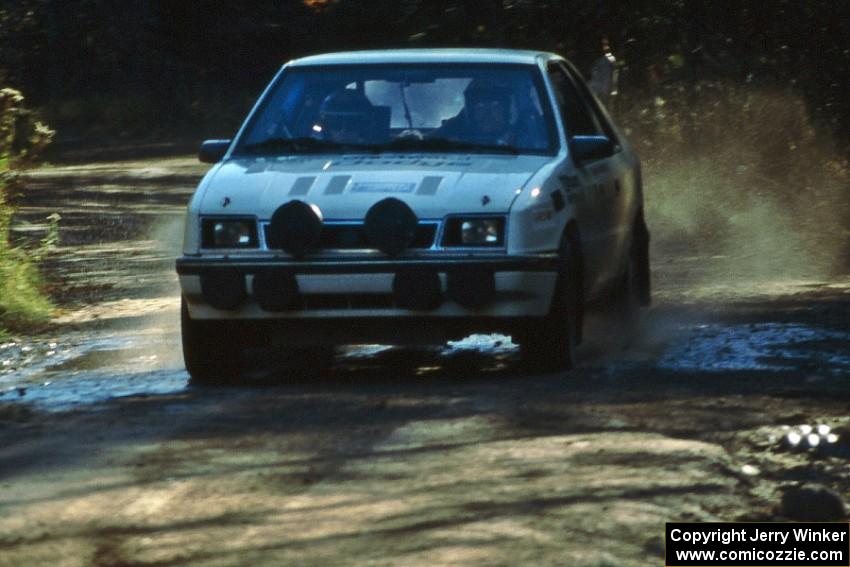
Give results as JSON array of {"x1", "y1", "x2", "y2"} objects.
[
  {"x1": 181, "y1": 298, "x2": 245, "y2": 385},
  {"x1": 610, "y1": 240, "x2": 641, "y2": 332},
  {"x1": 516, "y1": 238, "x2": 582, "y2": 372}
]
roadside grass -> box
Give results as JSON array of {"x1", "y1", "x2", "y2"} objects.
[
  {"x1": 0, "y1": 176, "x2": 53, "y2": 338},
  {"x1": 1, "y1": 88, "x2": 55, "y2": 337}
]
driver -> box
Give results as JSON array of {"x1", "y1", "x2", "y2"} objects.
[
  {"x1": 317, "y1": 89, "x2": 374, "y2": 144},
  {"x1": 435, "y1": 80, "x2": 517, "y2": 146}
]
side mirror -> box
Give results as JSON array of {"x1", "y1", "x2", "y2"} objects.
[
  {"x1": 199, "y1": 139, "x2": 232, "y2": 164},
  {"x1": 570, "y1": 135, "x2": 615, "y2": 163}
]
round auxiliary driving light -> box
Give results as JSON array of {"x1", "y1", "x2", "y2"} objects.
[
  {"x1": 268, "y1": 200, "x2": 323, "y2": 257},
  {"x1": 393, "y1": 269, "x2": 442, "y2": 311},
  {"x1": 253, "y1": 269, "x2": 300, "y2": 312},
  {"x1": 447, "y1": 267, "x2": 496, "y2": 309},
  {"x1": 201, "y1": 269, "x2": 247, "y2": 310},
  {"x1": 364, "y1": 198, "x2": 417, "y2": 256}
]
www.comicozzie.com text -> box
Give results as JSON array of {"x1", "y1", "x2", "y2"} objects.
[{"x1": 669, "y1": 527, "x2": 847, "y2": 546}]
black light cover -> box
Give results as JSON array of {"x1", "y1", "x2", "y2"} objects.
[
  {"x1": 447, "y1": 267, "x2": 496, "y2": 309},
  {"x1": 364, "y1": 198, "x2": 418, "y2": 256},
  {"x1": 201, "y1": 270, "x2": 247, "y2": 310},
  {"x1": 253, "y1": 269, "x2": 300, "y2": 312},
  {"x1": 268, "y1": 200, "x2": 323, "y2": 257},
  {"x1": 393, "y1": 268, "x2": 442, "y2": 311}
]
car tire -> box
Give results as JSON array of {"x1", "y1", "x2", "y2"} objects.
[
  {"x1": 181, "y1": 297, "x2": 244, "y2": 385},
  {"x1": 517, "y1": 237, "x2": 581, "y2": 372},
  {"x1": 610, "y1": 241, "x2": 641, "y2": 332},
  {"x1": 635, "y1": 217, "x2": 651, "y2": 306}
]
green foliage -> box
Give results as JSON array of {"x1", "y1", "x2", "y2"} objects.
[
  {"x1": 0, "y1": 87, "x2": 55, "y2": 334},
  {"x1": 1, "y1": 87, "x2": 54, "y2": 168},
  {"x1": 0, "y1": 186, "x2": 53, "y2": 334}
]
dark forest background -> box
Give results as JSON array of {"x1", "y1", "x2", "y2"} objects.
[{"x1": 1, "y1": 0, "x2": 848, "y2": 150}]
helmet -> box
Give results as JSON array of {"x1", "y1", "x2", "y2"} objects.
[
  {"x1": 463, "y1": 80, "x2": 513, "y2": 136},
  {"x1": 319, "y1": 89, "x2": 374, "y2": 141},
  {"x1": 463, "y1": 80, "x2": 512, "y2": 110}
]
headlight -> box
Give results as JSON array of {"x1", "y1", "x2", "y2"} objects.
[
  {"x1": 462, "y1": 219, "x2": 500, "y2": 245},
  {"x1": 442, "y1": 217, "x2": 505, "y2": 247},
  {"x1": 201, "y1": 217, "x2": 259, "y2": 248}
]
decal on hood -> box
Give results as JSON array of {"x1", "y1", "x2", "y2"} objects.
[
  {"x1": 417, "y1": 176, "x2": 443, "y2": 195},
  {"x1": 289, "y1": 176, "x2": 316, "y2": 196},
  {"x1": 324, "y1": 176, "x2": 351, "y2": 195},
  {"x1": 350, "y1": 182, "x2": 416, "y2": 194}
]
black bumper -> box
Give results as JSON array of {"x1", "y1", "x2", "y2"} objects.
[{"x1": 176, "y1": 253, "x2": 560, "y2": 276}]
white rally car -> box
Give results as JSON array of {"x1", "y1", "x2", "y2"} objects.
[{"x1": 177, "y1": 49, "x2": 650, "y2": 383}]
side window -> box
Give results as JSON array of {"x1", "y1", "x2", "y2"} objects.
[
  {"x1": 560, "y1": 62, "x2": 620, "y2": 146},
  {"x1": 546, "y1": 63, "x2": 605, "y2": 138}
]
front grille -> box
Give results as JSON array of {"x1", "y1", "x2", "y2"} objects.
[{"x1": 264, "y1": 222, "x2": 437, "y2": 250}]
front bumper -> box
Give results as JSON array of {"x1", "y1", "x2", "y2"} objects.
[{"x1": 177, "y1": 253, "x2": 560, "y2": 320}]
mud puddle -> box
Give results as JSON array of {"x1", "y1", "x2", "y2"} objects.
[
  {"x1": 0, "y1": 331, "x2": 522, "y2": 413},
  {"x1": 6, "y1": 308, "x2": 849, "y2": 413},
  {"x1": 658, "y1": 322, "x2": 850, "y2": 374},
  {"x1": 0, "y1": 333, "x2": 186, "y2": 412}
]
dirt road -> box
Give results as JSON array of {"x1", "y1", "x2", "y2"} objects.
[{"x1": 0, "y1": 154, "x2": 848, "y2": 566}]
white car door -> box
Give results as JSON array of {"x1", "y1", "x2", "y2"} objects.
[
  {"x1": 546, "y1": 61, "x2": 622, "y2": 297},
  {"x1": 563, "y1": 61, "x2": 638, "y2": 291}
]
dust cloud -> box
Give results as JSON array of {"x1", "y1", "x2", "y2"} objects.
[
  {"x1": 625, "y1": 83, "x2": 850, "y2": 295},
  {"x1": 132, "y1": 213, "x2": 185, "y2": 367}
]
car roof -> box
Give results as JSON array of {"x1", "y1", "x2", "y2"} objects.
[{"x1": 287, "y1": 48, "x2": 562, "y2": 67}]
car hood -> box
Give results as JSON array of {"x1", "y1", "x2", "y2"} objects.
[{"x1": 199, "y1": 154, "x2": 552, "y2": 220}]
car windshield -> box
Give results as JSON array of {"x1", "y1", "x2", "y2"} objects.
[{"x1": 235, "y1": 63, "x2": 557, "y2": 156}]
